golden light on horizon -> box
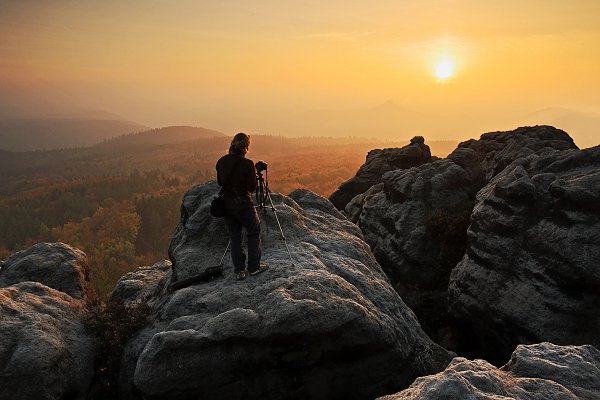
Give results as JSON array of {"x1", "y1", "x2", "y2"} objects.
[
  {"x1": 0, "y1": 2, "x2": 599, "y2": 147},
  {"x1": 434, "y1": 59, "x2": 454, "y2": 80}
]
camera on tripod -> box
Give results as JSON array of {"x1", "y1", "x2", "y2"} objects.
[{"x1": 255, "y1": 160, "x2": 268, "y2": 173}]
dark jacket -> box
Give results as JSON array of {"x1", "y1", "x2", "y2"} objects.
[{"x1": 216, "y1": 153, "x2": 257, "y2": 209}]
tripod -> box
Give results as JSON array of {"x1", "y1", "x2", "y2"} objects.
[{"x1": 255, "y1": 168, "x2": 294, "y2": 266}]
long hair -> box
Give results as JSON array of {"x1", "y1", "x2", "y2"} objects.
[{"x1": 229, "y1": 132, "x2": 250, "y2": 155}]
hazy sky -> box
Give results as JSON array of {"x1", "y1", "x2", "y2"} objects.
[{"x1": 1, "y1": 1, "x2": 599, "y2": 146}]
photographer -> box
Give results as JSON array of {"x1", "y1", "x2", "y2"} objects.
[{"x1": 216, "y1": 133, "x2": 267, "y2": 280}]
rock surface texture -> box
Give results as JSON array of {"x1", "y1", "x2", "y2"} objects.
[
  {"x1": 342, "y1": 126, "x2": 581, "y2": 349},
  {"x1": 329, "y1": 136, "x2": 432, "y2": 211},
  {"x1": 457, "y1": 125, "x2": 578, "y2": 180},
  {"x1": 0, "y1": 242, "x2": 92, "y2": 300},
  {"x1": 110, "y1": 260, "x2": 172, "y2": 306},
  {"x1": 351, "y1": 148, "x2": 484, "y2": 345},
  {"x1": 119, "y1": 182, "x2": 451, "y2": 400},
  {"x1": 0, "y1": 243, "x2": 94, "y2": 400},
  {"x1": 378, "y1": 342, "x2": 600, "y2": 400},
  {"x1": 449, "y1": 145, "x2": 600, "y2": 362}
]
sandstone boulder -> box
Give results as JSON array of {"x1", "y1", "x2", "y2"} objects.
[
  {"x1": 457, "y1": 125, "x2": 577, "y2": 181},
  {"x1": 110, "y1": 260, "x2": 172, "y2": 306},
  {"x1": 0, "y1": 242, "x2": 91, "y2": 300},
  {"x1": 121, "y1": 182, "x2": 451, "y2": 400},
  {"x1": 329, "y1": 136, "x2": 432, "y2": 210},
  {"x1": 449, "y1": 145, "x2": 600, "y2": 363},
  {"x1": 349, "y1": 148, "x2": 483, "y2": 346},
  {"x1": 0, "y1": 243, "x2": 94, "y2": 400},
  {"x1": 342, "y1": 126, "x2": 582, "y2": 351},
  {"x1": 378, "y1": 342, "x2": 600, "y2": 400}
]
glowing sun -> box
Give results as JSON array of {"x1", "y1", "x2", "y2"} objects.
[{"x1": 434, "y1": 59, "x2": 454, "y2": 80}]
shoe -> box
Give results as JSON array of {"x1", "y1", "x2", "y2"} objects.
[
  {"x1": 235, "y1": 270, "x2": 247, "y2": 280},
  {"x1": 249, "y1": 262, "x2": 268, "y2": 276}
]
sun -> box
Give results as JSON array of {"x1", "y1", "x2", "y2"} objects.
[{"x1": 434, "y1": 59, "x2": 454, "y2": 80}]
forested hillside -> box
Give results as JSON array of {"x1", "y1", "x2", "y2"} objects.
[
  {"x1": 0, "y1": 118, "x2": 148, "y2": 151},
  {"x1": 0, "y1": 126, "x2": 456, "y2": 296}
]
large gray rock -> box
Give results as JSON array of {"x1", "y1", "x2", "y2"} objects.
[
  {"x1": 378, "y1": 342, "x2": 600, "y2": 400},
  {"x1": 0, "y1": 252, "x2": 94, "y2": 400},
  {"x1": 343, "y1": 126, "x2": 581, "y2": 351},
  {"x1": 0, "y1": 242, "x2": 92, "y2": 300},
  {"x1": 110, "y1": 260, "x2": 172, "y2": 306},
  {"x1": 348, "y1": 148, "x2": 483, "y2": 347},
  {"x1": 457, "y1": 125, "x2": 578, "y2": 181},
  {"x1": 329, "y1": 136, "x2": 432, "y2": 211},
  {"x1": 449, "y1": 145, "x2": 600, "y2": 363},
  {"x1": 121, "y1": 182, "x2": 451, "y2": 400}
]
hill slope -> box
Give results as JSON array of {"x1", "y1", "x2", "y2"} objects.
[
  {"x1": 0, "y1": 118, "x2": 148, "y2": 151},
  {"x1": 95, "y1": 126, "x2": 225, "y2": 148}
]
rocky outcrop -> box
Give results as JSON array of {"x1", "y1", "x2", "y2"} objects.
[
  {"x1": 0, "y1": 243, "x2": 94, "y2": 400},
  {"x1": 110, "y1": 260, "x2": 171, "y2": 306},
  {"x1": 341, "y1": 126, "x2": 582, "y2": 350},
  {"x1": 0, "y1": 242, "x2": 92, "y2": 300},
  {"x1": 329, "y1": 136, "x2": 432, "y2": 211},
  {"x1": 120, "y1": 182, "x2": 451, "y2": 400},
  {"x1": 449, "y1": 145, "x2": 600, "y2": 362},
  {"x1": 378, "y1": 342, "x2": 600, "y2": 400},
  {"x1": 457, "y1": 125, "x2": 577, "y2": 181},
  {"x1": 350, "y1": 148, "x2": 484, "y2": 347}
]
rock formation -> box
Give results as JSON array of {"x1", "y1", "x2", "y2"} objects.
[
  {"x1": 457, "y1": 125, "x2": 577, "y2": 180},
  {"x1": 341, "y1": 126, "x2": 581, "y2": 349},
  {"x1": 110, "y1": 260, "x2": 172, "y2": 306},
  {"x1": 0, "y1": 242, "x2": 92, "y2": 300},
  {"x1": 118, "y1": 182, "x2": 451, "y2": 400},
  {"x1": 329, "y1": 136, "x2": 432, "y2": 211},
  {"x1": 449, "y1": 145, "x2": 600, "y2": 362},
  {"x1": 0, "y1": 243, "x2": 94, "y2": 400},
  {"x1": 378, "y1": 342, "x2": 600, "y2": 400},
  {"x1": 1, "y1": 125, "x2": 596, "y2": 400},
  {"x1": 350, "y1": 148, "x2": 484, "y2": 346}
]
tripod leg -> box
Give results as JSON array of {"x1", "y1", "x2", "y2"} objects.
[
  {"x1": 266, "y1": 191, "x2": 294, "y2": 266},
  {"x1": 219, "y1": 240, "x2": 231, "y2": 266}
]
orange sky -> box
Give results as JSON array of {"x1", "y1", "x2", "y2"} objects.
[{"x1": 1, "y1": 1, "x2": 599, "y2": 147}]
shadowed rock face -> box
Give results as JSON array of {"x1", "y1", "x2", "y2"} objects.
[
  {"x1": 378, "y1": 342, "x2": 600, "y2": 400},
  {"x1": 0, "y1": 243, "x2": 94, "y2": 400},
  {"x1": 349, "y1": 148, "x2": 484, "y2": 347},
  {"x1": 329, "y1": 136, "x2": 432, "y2": 211},
  {"x1": 449, "y1": 146, "x2": 600, "y2": 363},
  {"x1": 119, "y1": 182, "x2": 451, "y2": 400},
  {"x1": 340, "y1": 126, "x2": 581, "y2": 351}
]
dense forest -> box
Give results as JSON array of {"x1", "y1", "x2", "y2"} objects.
[{"x1": 0, "y1": 127, "x2": 456, "y2": 296}]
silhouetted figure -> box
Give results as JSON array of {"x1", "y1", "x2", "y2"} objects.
[{"x1": 216, "y1": 133, "x2": 266, "y2": 279}]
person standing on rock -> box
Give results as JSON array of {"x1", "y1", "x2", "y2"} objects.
[{"x1": 216, "y1": 132, "x2": 268, "y2": 280}]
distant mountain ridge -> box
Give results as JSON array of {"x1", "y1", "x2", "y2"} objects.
[{"x1": 0, "y1": 118, "x2": 148, "y2": 151}]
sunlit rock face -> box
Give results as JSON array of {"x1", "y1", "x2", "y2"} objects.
[
  {"x1": 0, "y1": 243, "x2": 94, "y2": 400},
  {"x1": 0, "y1": 242, "x2": 92, "y2": 300},
  {"x1": 449, "y1": 145, "x2": 600, "y2": 363},
  {"x1": 117, "y1": 183, "x2": 451, "y2": 400},
  {"x1": 329, "y1": 136, "x2": 432, "y2": 211},
  {"x1": 378, "y1": 342, "x2": 600, "y2": 400}
]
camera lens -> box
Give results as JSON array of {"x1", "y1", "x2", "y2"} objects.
[{"x1": 255, "y1": 160, "x2": 268, "y2": 171}]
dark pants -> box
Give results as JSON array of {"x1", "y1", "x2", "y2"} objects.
[{"x1": 224, "y1": 207, "x2": 262, "y2": 273}]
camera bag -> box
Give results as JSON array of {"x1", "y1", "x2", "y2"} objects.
[{"x1": 210, "y1": 156, "x2": 242, "y2": 218}]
